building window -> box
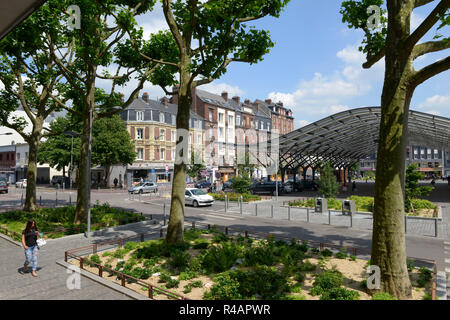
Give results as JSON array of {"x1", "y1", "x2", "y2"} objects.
[
  {"x1": 136, "y1": 128, "x2": 144, "y2": 140},
  {"x1": 172, "y1": 149, "x2": 176, "y2": 161},
  {"x1": 219, "y1": 127, "x2": 224, "y2": 139},
  {"x1": 228, "y1": 115, "x2": 233, "y2": 125},
  {"x1": 219, "y1": 113, "x2": 224, "y2": 124},
  {"x1": 236, "y1": 115, "x2": 240, "y2": 126},
  {"x1": 161, "y1": 148, "x2": 165, "y2": 160},
  {"x1": 137, "y1": 148, "x2": 143, "y2": 160},
  {"x1": 209, "y1": 110, "x2": 213, "y2": 122},
  {"x1": 137, "y1": 111, "x2": 144, "y2": 121},
  {"x1": 197, "y1": 133, "x2": 202, "y2": 144},
  {"x1": 193, "y1": 119, "x2": 197, "y2": 129},
  {"x1": 160, "y1": 129, "x2": 165, "y2": 141},
  {"x1": 172, "y1": 116, "x2": 176, "y2": 125},
  {"x1": 172, "y1": 130, "x2": 176, "y2": 142},
  {"x1": 160, "y1": 113, "x2": 165, "y2": 123}
]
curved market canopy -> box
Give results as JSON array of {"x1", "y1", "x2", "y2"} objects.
[{"x1": 278, "y1": 107, "x2": 450, "y2": 170}]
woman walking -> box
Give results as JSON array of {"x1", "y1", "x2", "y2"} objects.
[{"x1": 21, "y1": 219, "x2": 40, "y2": 277}]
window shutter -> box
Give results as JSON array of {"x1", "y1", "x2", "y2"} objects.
[
  {"x1": 167, "y1": 148, "x2": 171, "y2": 161},
  {"x1": 130, "y1": 127, "x2": 135, "y2": 139},
  {"x1": 166, "y1": 129, "x2": 170, "y2": 141},
  {"x1": 155, "y1": 147, "x2": 160, "y2": 160},
  {"x1": 155, "y1": 127, "x2": 159, "y2": 139},
  {"x1": 145, "y1": 127, "x2": 149, "y2": 140},
  {"x1": 145, "y1": 148, "x2": 150, "y2": 160}
]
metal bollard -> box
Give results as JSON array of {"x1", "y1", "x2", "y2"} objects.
[
  {"x1": 55, "y1": 191, "x2": 58, "y2": 207},
  {"x1": 225, "y1": 195, "x2": 228, "y2": 212},
  {"x1": 435, "y1": 218, "x2": 438, "y2": 237},
  {"x1": 40, "y1": 195, "x2": 42, "y2": 207},
  {"x1": 21, "y1": 191, "x2": 24, "y2": 207},
  {"x1": 307, "y1": 208, "x2": 310, "y2": 223},
  {"x1": 240, "y1": 199, "x2": 243, "y2": 215},
  {"x1": 69, "y1": 194, "x2": 72, "y2": 205},
  {"x1": 163, "y1": 203, "x2": 166, "y2": 226},
  {"x1": 255, "y1": 204, "x2": 258, "y2": 216},
  {"x1": 192, "y1": 221, "x2": 195, "y2": 230},
  {"x1": 139, "y1": 193, "x2": 141, "y2": 202},
  {"x1": 405, "y1": 216, "x2": 407, "y2": 234},
  {"x1": 350, "y1": 212, "x2": 353, "y2": 228},
  {"x1": 271, "y1": 205, "x2": 274, "y2": 218},
  {"x1": 328, "y1": 210, "x2": 331, "y2": 225},
  {"x1": 288, "y1": 206, "x2": 291, "y2": 221}
]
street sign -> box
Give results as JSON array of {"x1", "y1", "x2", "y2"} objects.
[
  {"x1": 165, "y1": 164, "x2": 169, "y2": 172},
  {"x1": 152, "y1": 169, "x2": 155, "y2": 173}
]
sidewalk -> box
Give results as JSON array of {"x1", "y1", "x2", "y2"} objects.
[{"x1": 0, "y1": 220, "x2": 161, "y2": 300}]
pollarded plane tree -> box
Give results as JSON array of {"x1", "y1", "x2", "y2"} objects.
[
  {"x1": 0, "y1": 5, "x2": 70, "y2": 212},
  {"x1": 42, "y1": 0, "x2": 163, "y2": 224},
  {"x1": 341, "y1": 0, "x2": 449, "y2": 298},
  {"x1": 125, "y1": 0, "x2": 290, "y2": 244}
]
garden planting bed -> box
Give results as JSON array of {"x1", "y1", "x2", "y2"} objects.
[
  {"x1": 0, "y1": 203, "x2": 146, "y2": 241},
  {"x1": 68, "y1": 227, "x2": 434, "y2": 300}
]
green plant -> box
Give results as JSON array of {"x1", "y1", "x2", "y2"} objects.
[
  {"x1": 310, "y1": 270, "x2": 344, "y2": 296},
  {"x1": 89, "y1": 254, "x2": 101, "y2": 265},
  {"x1": 124, "y1": 241, "x2": 141, "y2": 251},
  {"x1": 423, "y1": 293, "x2": 432, "y2": 300},
  {"x1": 158, "y1": 272, "x2": 171, "y2": 283},
  {"x1": 192, "y1": 241, "x2": 209, "y2": 250},
  {"x1": 166, "y1": 278, "x2": 180, "y2": 289},
  {"x1": 417, "y1": 267, "x2": 432, "y2": 287},
  {"x1": 320, "y1": 287, "x2": 360, "y2": 300},
  {"x1": 178, "y1": 270, "x2": 198, "y2": 281},
  {"x1": 360, "y1": 279, "x2": 367, "y2": 289},
  {"x1": 130, "y1": 267, "x2": 153, "y2": 280},
  {"x1": 372, "y1": 292, "x2": 397, "y2": 300},
  {"x1": 406, "y1": 258, "x2": 415, "y2": 272},
  {"x1": 112, "y1": 248, "x2": 130, "y2": 259},
  {"x1": 201, "y1": 242, "x2": 244, "y2": 273},
  {"x1": 349, "y1": 255, "x2": 357, "y2": 261},
  {"x1": 191, "y1": 280, "x2": 203, "y2": 288},
  {"x1": 289, "y1": 283, "x2": 303, "y2": 293},
  {"x1": 168, "y1": 250, "x2": 191, "y2": 272},
  {"x1": 335, "y1": 248, "x2": 347, "y2": 259},
  {"x1": 298, "y1": 260, "x2": 316, "y2": 272},
  {"x1": 317, "y1": 163, "x2": 341, "y2": 198},
  {"x1": 203, "y1": 274, "x2": 242, "y2": 300},
  {"x1": 244, "y1": 243, "x2": 276, "y2": 267},
  {"x1": 294, "y1": 272, "x2": 305, "y2": 284},
  {"x1": 320, "y1": 249, "x2": 333, "y2": 257}
]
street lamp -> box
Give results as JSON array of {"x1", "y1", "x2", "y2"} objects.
[{"x1": 64, "y1": 131, "x2": 80, "y2": 190}]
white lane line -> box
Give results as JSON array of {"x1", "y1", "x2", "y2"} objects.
[
  {"x1": 446, "y1": 267, "x2": 450, "y2": 273},
  {"x1": 201, "y1": 214, "x2": 236, "y2": 221},
  {"x1": 445, "y1": 259, "x2": 450, "y2": 264}
]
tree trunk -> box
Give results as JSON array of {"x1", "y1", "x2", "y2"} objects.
[
  {"x1": 23, "y1": 123, "x2": 42, "y2": 212},
  {"x1": 74, "y1": 113, "x2": 91, "y2": 224},
  {"x1": 166, "y1": 68, "x2": 192, "y2": 244},
  {"x1": 105, "y1": 164, "x2": 111, "y2": 188},
  {"x1": 370, "y1": 0, "x2": 415, "y2": 299}
]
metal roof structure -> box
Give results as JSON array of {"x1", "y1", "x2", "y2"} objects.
[
  {"x1": 0, "y1": 0, "x2": 47, "y2": 40},
  {"x1": 278, "y1": 107, "x2": 450, "y2": 170}
]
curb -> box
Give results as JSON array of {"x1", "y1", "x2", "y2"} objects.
[
  {"x1": 437, "y1": 271, "x2": 447, "y2": 300},
  {"x1": 0, "y1": 232, "x2": 22, "y2": 247},
  {"x1": 56, "y1": 259, "x2": 151, "y2": 300}
]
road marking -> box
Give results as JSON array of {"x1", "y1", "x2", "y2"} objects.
[
  {"x1": 445, "y1": 241, "x2": 450, "y2": 245},
  {"x1": 446, "y1": 267, "x2": 450, "y2": 273},
  {"x1": 445, "y1": 259, "x2": 450, "y2": 264},
  {"x1": 201, "y1": 214, "x2": 236, "y2": 221}
]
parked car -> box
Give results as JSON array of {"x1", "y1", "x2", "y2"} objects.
[
  {"x1": 0, "y1": 181, "x2": 8, "y2": 194},
  {"x1": 248, "y1": 181, "x2": 284, "y2": 195},
  {"x1": 15, "y1": 179, "x2": 27, "y2": 188},
  {"x1": 283, "y1": 183, "x2": 293, "y2": 193},
  {"x1": 194, "y1": 181, "x2": 211, "y2": 189},
  {"x1": 185, "y1": 188, "x2": 214, "y2": 207},
  {"x1": 301, "y1": 180, "x2": 318, "y2": 190},
  {"x1": 128, "y1": 181, "x2": 158, "y2": 194},
  {"x1": 51, "y1": 175, "x2": 70, "y2": 187},
  {"x1": 285, "y1": 181, "x2": 303, "y2": 192},
  {"x1": 222, "y1": 181, "x2": 233, "y2": 192}
]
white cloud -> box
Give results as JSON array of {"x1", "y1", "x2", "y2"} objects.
[
  {"x1": 417, "y1": 95, "x2": 450, "y2": 114},
  {"x1": 411, "y1": 12, "x2": 424, "y2": 31},
  {"x1": 296, "y1": 119, "x2": 311, "y2": 128}
]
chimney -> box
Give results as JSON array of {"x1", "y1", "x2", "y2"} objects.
[
  {"x1": 232, "y1": 96, "x2": 240, "y2": 104},
  {"x1": 265, "y1": 99, "x2": 272, "y2": 105},
  {"x1": 244, "y1": 99, "x2": 250, "y2": 105},
  {"x1": 252, "y1": 102, "x2": 259, "y2": 112},
  {"x1": 221, "y1": 91, "x2": 228, "y2": 101},
  {"x1": 278, "y1": 101, "x2": 283, "y2": 107},
  {"x1": 160, "y1": 97, "x2": 169, "y2": 107},
  {"x1": 142, "y1": 92, "x2": 149, "y2": 103}
]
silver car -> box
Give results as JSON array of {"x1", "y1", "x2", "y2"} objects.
[
  {"x1": 128, "y1": 181, "x2": 158, "y2": 194},
  {"x1": 185, "y1": 188, "x2": 214, "y2": 207}
]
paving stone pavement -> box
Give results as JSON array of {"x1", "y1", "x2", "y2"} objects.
[{"x1": 0, "y1": 220, "x2": 162, "y2": 300}]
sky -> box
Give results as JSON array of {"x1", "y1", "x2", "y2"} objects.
[{"x1": 0, "y1": 0, "x2": 449, "y2": 145}]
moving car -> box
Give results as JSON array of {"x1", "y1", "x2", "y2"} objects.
[
  {"x1": 0, "y1": 181, "x2": 8, "y2": 194},
  {"x1": 128, "y1": 181, "x2": 158, "y2": 194},
  {"x1": 185, "y1": 188, "x2": 214, "y2": 207},
  {"x1": 194, "y1": 180, "x2": 211, "y2": 189},
  {"x1": 15, "y1": 179, "x2": 27, "y2": 188},
  {"x1": 248, "y1": 181, "x2": 284, "y2": 195}
]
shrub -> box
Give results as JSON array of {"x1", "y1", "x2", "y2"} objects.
[
  {"x1": 184, "y1": 228, "x2": 203, "y2": 241},
  {"x1": 168, "y1": 250, "x2": 191, "y2": 272},
  {"x1": 406, "y1": 258, "x2": 415, "y2": 272},
  {"x1": 201, "y1": 242, "x2": 244, "y2": 273},
  {"x1": 298, "y1": 260, "x2": 316, "y2": 272},
  {"x1": 360, "y1": 279, "x2": 367, "y2": 289},
  {"x1": 231, "y1": 176, "x2": 252, "y2": 194},
  {"x1": 417, "y1": 267, "x2": 432, "y2": 287},
  {"x1": 295, "y1": 272, "x2": 305, "y2": 284},
  {"x1": 124, "y1": 241, "x2": 140, "y2": 251},
  {"x1": 178, "y1": 270, "x2": 198, "y2": 281},
  {"x1": 320, "y1": 287, "x2": 360, "y2": 300},
  {"x1": 158, "y1": 272, "x2": 171, "y2": 283},
  {"x1": 320, "y1": 249, "x2": 333, "y2": 257},
  {"x1": 166, "y1": 278, "x2": 180, "y2": 289},
  {"x1": 244, "y1": 244, "x2": 276, "y2": 267},
  {"x1": 192, "y1": 241, "x2": 209, "y2": 250},
  {"x1": 289, "y1": 283, "x2": 303, "y2": 293},
  {"x1": 335, "y1": 249, "x2": 347, "y2": 259},
  {"x1": 89, "y1": 254, "x2": 101, "y2": 265},
  {"x1": 310, "y1": 270, "x2": 344, "y2": 296},
  {"x1": 349, "y1": 255, "x2": 357, "y2": 261},
  {"x1": 191, "y1": 280, "x2": 203, "y2": 288},
  {"x1": 143, "y1": 257, "x2": 159, "y2": 268},
  {"x1": 112, "y1": 248, "x2": 130, "y2": 259},
  {"x1": 204, "y1": 274, "x2": 242, "y2": 300},
  {"x1": 130, "y1": 267, "x2": 152, "y2": 280},
  {"x1": 372, "y1": 292, "x2": 396, "y2": 300}
]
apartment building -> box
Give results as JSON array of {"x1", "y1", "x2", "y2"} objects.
[{"x1": 122, "y1": 93, "x2": 204, "y2": 183}]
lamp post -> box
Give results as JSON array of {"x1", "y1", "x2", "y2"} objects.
[{"x1": 64, "y1": 131, "x2": 80, "y2": 190}]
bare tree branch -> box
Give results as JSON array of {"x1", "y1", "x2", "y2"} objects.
[
  {"x1": 409, "y1": 55, "x2": 450, "y2": 88},
  {"x1": 412, "y1": 39, "x2": 450, "y2": 59}
]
